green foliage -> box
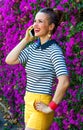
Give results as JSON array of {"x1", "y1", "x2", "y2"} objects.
[
  {"x1": 54, "y1": 117, "x2": 63, "y2": 127},
  {"x1": 67, "y1": 22, "x2": 83, "y2": 39}
]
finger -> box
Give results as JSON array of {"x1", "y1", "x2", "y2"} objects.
[
  {"x1": 35, "y1": 103, "x2": 42, "y2": 111},
  {"x1": 36, "y1": 105, "x2": 42, "y2": 111},
  {"x1": 26, "y1": 26, "x2": 33, "y2": 33},
  {"x1": 35, "y1": 101, "x2": 41, "y2": 106},
  {"x1": 28, "y1": 25, "x2": 34, "y2": 30},
  {"x1": 36, "y1": 104, "x2": 40, "y2": 107},
  {"x1": 33, "y1": 101, "x2": 41, "y2": 110}
]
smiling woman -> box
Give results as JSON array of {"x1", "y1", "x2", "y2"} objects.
[
  {"x1": 33, "y1": 8, "x2": 64, "y2": 43},
  {"x1": 5, "y1": 7, "x2": 69, "y2": 130}
]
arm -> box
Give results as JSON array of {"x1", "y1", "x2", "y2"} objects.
[
  {"x1": 35, "y1": 75, "x2": 69, "y2": 113},
  {"x1": 52, "y1": 75, "x2": 69, "y2": 104},
  {"x1": 5, "y1": 38, "x2": 29, "y2": 65},
  {"x1": 5, "y1": 26, "x2": 34, "y2": 65}
]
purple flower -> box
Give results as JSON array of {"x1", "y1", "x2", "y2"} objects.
[
  {"x1": 70, "y1": 15, "x2": 77, "y2": 26},
  {"x1": 69, "y1": 37, "x2": 75, "y2": 46},
  {"x1": 60, "y1": 0, "x2": 68, "y2": 4},
  {"x1": 50, "y1": 122, "x2": 60, "y2": 130},
  {"x1": 0, "y1": 0, "x2": 82, "y2": 128},
  {"x1": 57, "y1": 5, "x2": 64, "y2": 11},
  {"x1": 50, "y1": 0, "x2": 56, "y2": 8}
]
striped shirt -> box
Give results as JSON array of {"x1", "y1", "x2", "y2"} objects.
[{"x1": 18, "y1": 39, "x2": 68, "y2": 95}]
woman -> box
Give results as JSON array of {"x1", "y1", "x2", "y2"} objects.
[{"x1": 5, "y1": 7, "x2": 69, "y2": 130}]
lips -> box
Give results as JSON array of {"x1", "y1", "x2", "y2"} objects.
[{"x1": 34, "y1": 29, "x2": 40, "y2": 33}]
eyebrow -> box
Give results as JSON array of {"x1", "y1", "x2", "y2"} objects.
[
  {"x1": 34, "y1": 17, "x2": 49, "y2": 22},
  {"x1": 34, "y1": 18, "x2": 44, "y2": 21}
]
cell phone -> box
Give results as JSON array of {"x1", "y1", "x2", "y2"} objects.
[{"x1": 29, "y1": 28, "x2": 34, "y2": 37}]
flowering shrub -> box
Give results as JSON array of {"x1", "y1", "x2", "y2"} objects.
[{"x1": 0, "y1": 0, "x2": 83, "y2": 129}]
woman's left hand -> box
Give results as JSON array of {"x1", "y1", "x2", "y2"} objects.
[{"x1": 34, "y1": 101, "x2": 53, "y2": 114}]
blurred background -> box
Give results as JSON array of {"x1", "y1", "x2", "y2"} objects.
[{"x1": 0, "y1": 0, "x2": 83, "y2": 130}]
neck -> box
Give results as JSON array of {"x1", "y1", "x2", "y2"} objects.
[{"x1": 40, "y1": 37, "x2": 51, "y2": 45}]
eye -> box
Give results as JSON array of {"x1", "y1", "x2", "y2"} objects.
[
  {"x1": 34, "y1": 19, "x2": 36, "y2": 23},
  {"x1": 33, "y1": 19, "x2": 43, "y2": 23},
  {"x1": 39, "y1": 20, "x2": 43, "y2": 23}
]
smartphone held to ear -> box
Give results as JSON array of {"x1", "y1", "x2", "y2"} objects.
[{"x1": 29, "y1": 28, "x2": 34, "y2": 37}]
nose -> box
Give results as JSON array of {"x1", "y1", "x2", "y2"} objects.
[
  {"x1": 33, "y1": 21, "x2": 39, "y2": 27},
  {"x1": 33, "y1": 23, "x2": 37, "y2": 28}
]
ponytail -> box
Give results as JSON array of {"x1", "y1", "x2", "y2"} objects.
[{"x1": 53, "y1": 8, "x2": 64, "y2": 27}]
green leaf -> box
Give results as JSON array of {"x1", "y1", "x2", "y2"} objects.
[{"x1": 54, "y1": 117, "x2": 63, "y2": 127}]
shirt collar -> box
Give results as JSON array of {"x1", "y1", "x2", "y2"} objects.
[{"x1": 35, "y1": 38, "x2": 56, "y2": 50}]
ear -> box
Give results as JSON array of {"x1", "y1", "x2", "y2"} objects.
[{"x1": 49, "y1": 23, "x2": 55, "y2": 32}]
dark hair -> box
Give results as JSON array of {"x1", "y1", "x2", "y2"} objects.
[{"x1": 39, "y1": 7, "x2": 64, "y2": 34}]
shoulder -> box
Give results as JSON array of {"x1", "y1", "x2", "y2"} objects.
[
  {"x1": 26, "y1": 41, "x2": 36, "y2": 50},
  {"x1": 50, "y1": 40, "x2": 63, "y2": 55}
]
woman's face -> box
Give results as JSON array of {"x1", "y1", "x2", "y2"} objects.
[{"x1": 33, "y1": 12, "x2": 52, "y2": 38}]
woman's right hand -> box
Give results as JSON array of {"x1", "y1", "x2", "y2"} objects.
[{"x1": 24, "y1": 25, "x2": 35, "y2": 42}]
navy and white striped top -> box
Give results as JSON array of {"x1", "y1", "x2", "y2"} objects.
[{"x1": 18, "y1": 39, "x2": 68, "y2": 95}]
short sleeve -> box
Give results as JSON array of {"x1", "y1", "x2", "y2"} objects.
[
  {"x1": 18, "y1": 46, "x2": 29, "y2": 64},
  {"x1": 50, "y1": 45, "x2": 68, "y2": 77}
]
